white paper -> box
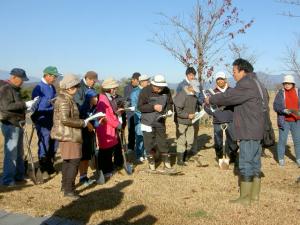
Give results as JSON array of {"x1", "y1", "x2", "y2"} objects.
[
  {"x1": 125, "y1": 106, "x2": 135, "y2": 112},
  {"x1": 84, "y1": 112, "x2": 106, "y2": 123},
  {"x1": 192, "y1": 109, "x2": 206, "y2": 124}
]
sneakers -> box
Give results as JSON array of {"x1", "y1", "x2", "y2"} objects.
[
  {"x1": 79, "y1": 176, "x2": 96, "y2": 187},
  {"x1": 278, "y1": 159, "x2": 285, "y2": 167},
  {"x1": 64, "y1": 192, "x2": 81, "y2": 200}
]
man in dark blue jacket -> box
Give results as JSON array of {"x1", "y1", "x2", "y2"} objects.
[
  {"x1": 204, "y1": 71, "x2": 238, "y2": 163},
  {"x1": 31, "y1": 66, "x2": 60, "y2": 179}
]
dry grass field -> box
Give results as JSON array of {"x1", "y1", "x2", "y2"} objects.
[{"x1": 0, "y1": 93, "x2": 299, "y2": 225}]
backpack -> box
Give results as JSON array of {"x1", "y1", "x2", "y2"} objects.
[{"x1": 254, "y1": 79, "x2": 275, "y2": 147}]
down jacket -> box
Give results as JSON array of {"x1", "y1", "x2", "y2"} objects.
[{"x1": 51, "y1": 91, "x2": 85, "y2": 143}]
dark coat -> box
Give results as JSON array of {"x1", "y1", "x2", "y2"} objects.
[
  {"x1": 209, "y1": 73, "x2": 267, "y2": 141},
  {"x1": 138, "y1": 85, "x2": 173, "y2": 128},
  {"x1": 0, "y1": 81, "x2": 27, "y2": 126},
  {"x1": 204, "y1": 87, "x2": 234, "y2": 124},
  {"x1": 74, "y1": 79, "x2": 93, "y2": 107}
]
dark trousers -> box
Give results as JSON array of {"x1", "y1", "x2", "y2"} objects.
[
  {"x1": 213, "y1": 122, "x2": 238, "y2": 159},
  {"x1": 143, "y1": 127, "x2": 168, "y2": 157},
  {"x1": 98, "y1": 143, "x2": 123, "y2": 174},
  {"x1": 62, "y1": 158, "x2": 80, "y2": 193},
  {"x1": 127, "y1": 115, "x2": 135, "y2": 150}
]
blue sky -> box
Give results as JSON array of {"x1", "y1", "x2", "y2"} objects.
[{"x1": 0, "y1": 0, "x2": 299, "y2": 82}]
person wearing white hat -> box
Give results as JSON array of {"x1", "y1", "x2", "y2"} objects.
[
  {"x1": 204, "y1": 71, "x2": 238, "y2": 163},
  {"x1": 274, "y1": 74, "x2": 300, "y2": 167},
  {"x1": 130, "y1": 74, "x2": 150, "y2": 162},
  {"x1": 138, "y1": 75, "x2": 174, "y2": 171}
]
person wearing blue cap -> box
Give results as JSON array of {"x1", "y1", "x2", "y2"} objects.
[
  {"x1": 31, "y1": 66, "x2": 60, "y2": 180},
  {"x1": 0, "y1": 68, "x2": 39, "y2": 186}
]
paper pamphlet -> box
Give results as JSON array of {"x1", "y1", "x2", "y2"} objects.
[
  {"x1": 84, "y1": 112, "x2": 106, "y2": 123},
  {"x1": 124, "y1": 106, "x2": 135, "y2": 112},
  {"x1": 192, "y1": 109, "x2": 206, "y2": 124}
]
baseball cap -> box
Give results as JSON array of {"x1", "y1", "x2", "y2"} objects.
[
  {"x1": 43, "y1": 66, "x2": 60, "y2": 77},
  {"x1": 10, "y1": 68, "x2": 29, "y2": 81}
]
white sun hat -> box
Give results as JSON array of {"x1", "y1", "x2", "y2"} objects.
[
  {"x1": 282, "y1": 75, "x2": 295, "y2": 84},
  {"x1": 151, "y1": 75, "x2": 168, "y2": 87}
]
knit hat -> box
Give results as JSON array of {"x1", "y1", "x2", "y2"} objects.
[
  {"x1": 59, "y1": 74, "x2": 81, "y2": 89},
  {"x1": 282, "y1": 75, "x2": 295, "y2": 84},
  {"x1": 151, "y1": 75, "x2": 168, "y2": 87},
  {"x1": 102, "y1": 78, "x2": 119, "y2": 89},
  {"x1": 85, "y1": 71, "x2": 98, "y2": 80}
]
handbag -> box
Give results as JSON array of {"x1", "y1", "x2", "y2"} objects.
[{"x1": 253, "y1": 79, "x2": 275, "y2": 147}]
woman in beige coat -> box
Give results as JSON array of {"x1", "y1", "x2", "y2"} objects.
[{"x1": 51, "y1": 74, "x2": 93, "y2": 199}]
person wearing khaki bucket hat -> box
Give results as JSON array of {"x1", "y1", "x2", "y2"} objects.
[
  {"x1": 274, "y1": 74, "x2": 300, "y2": 168},
  {"x1": 51, "y1": 74, "x2": 94, "y2": 199},
  {"x1": 96, "y1": 78, "x2": 125, "y2": 179}
]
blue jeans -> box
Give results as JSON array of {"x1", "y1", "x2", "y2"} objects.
[
  {"x1": 277, "y1": 121, "x2": 300, "y2": 163},
  {"x1": 134, "y1": 114, "x2": 145, "y2": 159},
  {"x1": 239, "y1": 140, "x2": 262, "y2": 178},
  {"x1": 1, "y1": 123, "x2": 25, "y2": 185}
]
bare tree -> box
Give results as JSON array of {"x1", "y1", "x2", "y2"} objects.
[
  {"x1": 277, "y1": 0, "x2": 300, "y2": 17},
  {"x1": 284, "y1": 35, "x2": 300, "y2": 77},
  {"x1": 151, "y1": 0, "x2": 254, "y2": 84}
]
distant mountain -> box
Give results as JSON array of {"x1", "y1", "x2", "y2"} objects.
[{"x1": 0, "y1": 69, "x2": 40, "y2": 83}]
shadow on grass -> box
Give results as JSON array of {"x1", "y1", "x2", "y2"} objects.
[
  {"x1": 98, "y1": 204, "x2": 157, "y2": 225},
  {"x1": 263, "y1": 142, "x2": 297, "y2": 163},
  {"x1": 42, "y1": 180, "x2": 157, "y2": 224}
]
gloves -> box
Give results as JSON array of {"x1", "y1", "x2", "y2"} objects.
[
  {"x1": 283, "y1": 109, "x2": 292, "y2": 115},
  {"x1": 166, "y1": 110, "x2": 173, "y2": 117},
  {"x1": 25, "y1": 97, "x2": 40, "y2": 112}
]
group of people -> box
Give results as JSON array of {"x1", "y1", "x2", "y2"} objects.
[{"x1": 0, "y1": 58, "x2": 299, "y2": 204}]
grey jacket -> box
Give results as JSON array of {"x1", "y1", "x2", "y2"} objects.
[
  {"x1": 0, "y1": 81, "x2": 27, "y2": 126},
  {"x1": 174, "y1": 87, "x2": 200, "y2": 125},
  {"x1": 209, "y1": 73, "x2": 267, "y2": 141}
]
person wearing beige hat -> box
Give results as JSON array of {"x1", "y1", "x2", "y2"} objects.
[
  {"x1": 51, "y1": 74, "x2": 94, "y2": 199},
  {"x1": 138, "y1": 75, "x2": 174, "y2": 171},
  {"x1": 274, "y1": 74, "x2": 300, "y2": 167},
  {"x1": 130, "y1": 74, "x2": 150, "y2": 162},
  {"x1": 96, "y1": 78, "x2": 124, "y2": 179}
]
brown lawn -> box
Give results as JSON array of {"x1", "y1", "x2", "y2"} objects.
[{"x1": 0, "y1": 92, "x2": 299, "y2": 225}]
